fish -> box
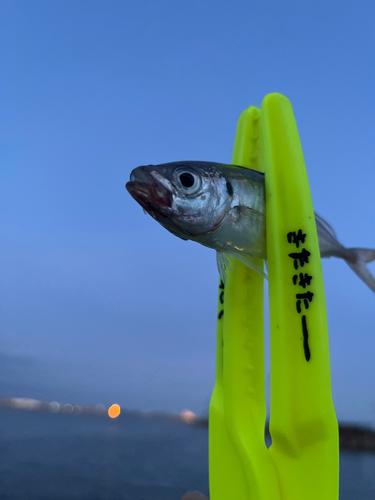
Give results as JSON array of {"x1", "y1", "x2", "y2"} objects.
[{"x1": 126, "y1": 161, "x2": 375, "y2": 292}]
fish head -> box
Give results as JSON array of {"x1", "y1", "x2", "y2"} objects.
[{"x1": 126, "y1": 161, "x2": 233, "y2": 240}]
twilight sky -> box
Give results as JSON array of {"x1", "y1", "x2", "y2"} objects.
[{"x1": 1, "y1": 0, "x2": 375, "y2": 424}]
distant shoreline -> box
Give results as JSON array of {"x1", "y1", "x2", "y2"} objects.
[{"x1": 1, "y1": 398, "x2": 374, "y2": 453}]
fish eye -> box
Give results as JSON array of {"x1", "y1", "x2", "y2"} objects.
[
  {"x1": 173, "y1": 167, "x2": 201, "y2": 193},
  {"x1": 179, "y1": 172, "x2": 195, "y2": 188}
]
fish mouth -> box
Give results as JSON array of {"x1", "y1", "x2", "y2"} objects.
[
  {"x1": 126, "y1": 179, "x2": 188, "y2": 239},
  {"x1": 126, "y1": 166, "x2": 173, "y2": 214},
  {"x1": 126, "y1": 181, "x2": 155, "y2": 213},
  {"x1": 126, "y1": 180, "x2": 172, "y2": 215}
]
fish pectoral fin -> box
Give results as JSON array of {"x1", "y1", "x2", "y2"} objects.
[
  {"x1": 230, "y1": 251, "x2": 267, "y2": 279},
  {"x1": 216, "y1": 251, "x2": 267, "y2": 281},
  {"x1": 216, "y1": 206, "x2": 266, "y2": 282},
  {"x1": 216, "y1": 252, "x2": 235, "y2": 284}
]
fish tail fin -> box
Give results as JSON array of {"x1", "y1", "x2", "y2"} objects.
[{"x1": 344, "y1": 248, "x2": 375, "y2": 293}]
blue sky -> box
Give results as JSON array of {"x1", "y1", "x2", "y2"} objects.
[{"x1": 1, "y1": 0, "x2": 375, "y2": 424}]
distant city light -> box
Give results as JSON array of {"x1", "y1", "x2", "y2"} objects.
[
  {"x1": 108, "y1": 404, "x2": 121, "y2": 419},
  {"x1": 49, "y1": 401, "x2": 60, "y2": 412},
  {"x1": 62, "y1": 403, "x2": 73, "y2": 414},
  {"x1": 180, "y1": 409, "x2": 197, "y2": 424},
  {"x1": 94, "y1": 404, "x2": 106, "y2": 415},
  {"x1": 11, "y1": 398, "x2": 41, "y2": 410}
]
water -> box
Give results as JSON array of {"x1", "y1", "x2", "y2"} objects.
[{"x1": 0, "y1": 410, "x2": 374, "y2": 499}]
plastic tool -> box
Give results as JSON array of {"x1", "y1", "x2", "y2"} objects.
[{"x1": 209, "y1": 93, "x2": 339, "y2": 500}]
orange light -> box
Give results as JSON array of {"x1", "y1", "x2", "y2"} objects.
[{"x1": 108, "y1": 404, "x2": 121, "y2": 418}]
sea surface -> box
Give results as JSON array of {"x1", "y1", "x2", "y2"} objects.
[{"x1": 0, "y1": 409, "x2": 374, "y2": 500}]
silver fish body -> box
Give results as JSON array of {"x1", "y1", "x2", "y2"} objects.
[{"x1": 126, "y1": 161, "x2": 375, "y2": 292}]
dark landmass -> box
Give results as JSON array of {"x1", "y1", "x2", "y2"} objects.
[{"x1": 338, "y1": 423, "x2": 375, "y2": 452}]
